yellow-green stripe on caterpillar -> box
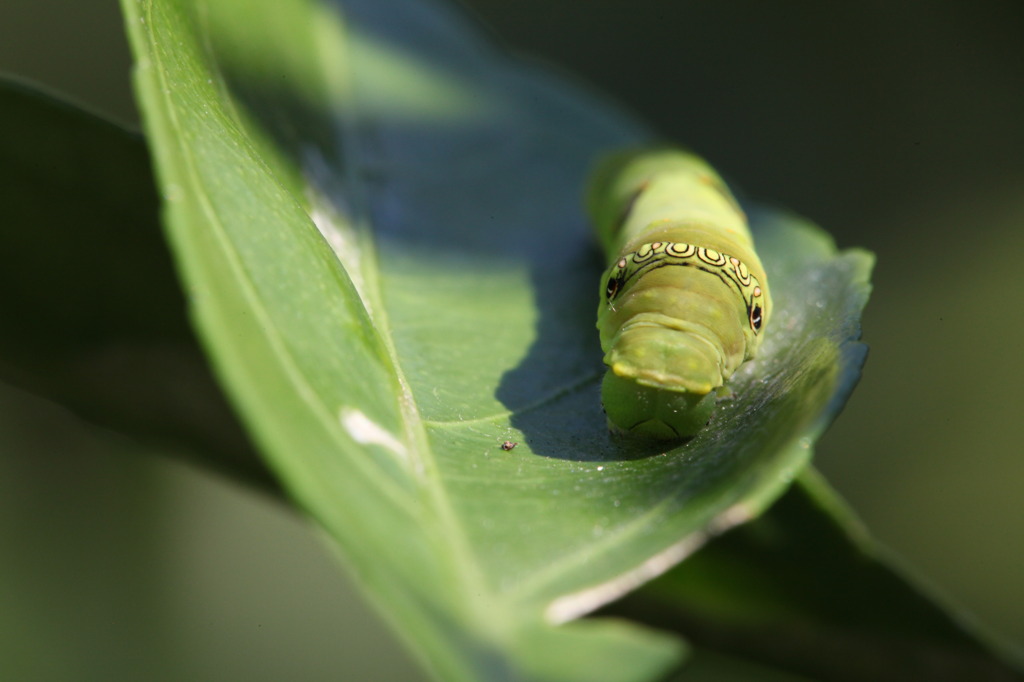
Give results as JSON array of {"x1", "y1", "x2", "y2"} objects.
[{"x1": 587, "y1": 148, "x2": 771, "y2": 439}]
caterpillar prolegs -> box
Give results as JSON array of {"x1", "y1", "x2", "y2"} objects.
[{"x1": 587, "y1": 149, "x2": 771, "y2": 439}]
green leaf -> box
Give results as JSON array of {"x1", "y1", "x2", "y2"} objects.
[
  {"x1": 118, "y1": 0, "x2": 871, "y2": 679},
  {"x1": 0, "y1": 78, "x2": 270, "y2": 490},
  {"x1": 611, "y1": 469, "x2": 1024, "y2": 681}
]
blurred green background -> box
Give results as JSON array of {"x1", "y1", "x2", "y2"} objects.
[{"x1": 1, "y1": 0, "x2": 1021, "y2": 678}]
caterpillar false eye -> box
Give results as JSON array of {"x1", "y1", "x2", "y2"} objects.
[{"x1": 586, "y1": 148, "x2": 771, "y2": 439}]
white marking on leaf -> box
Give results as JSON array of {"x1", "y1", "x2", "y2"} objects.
[
  {"x1": 302, "y1": 148, "x2": 371, "y2": 312},
  {"x1": 340, "y1": 408, "x2": 408, "y2": 464}
]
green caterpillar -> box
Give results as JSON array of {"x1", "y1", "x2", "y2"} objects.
[{"x1": 587, "y1": 149, "x2": 771, "y2": 439}]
